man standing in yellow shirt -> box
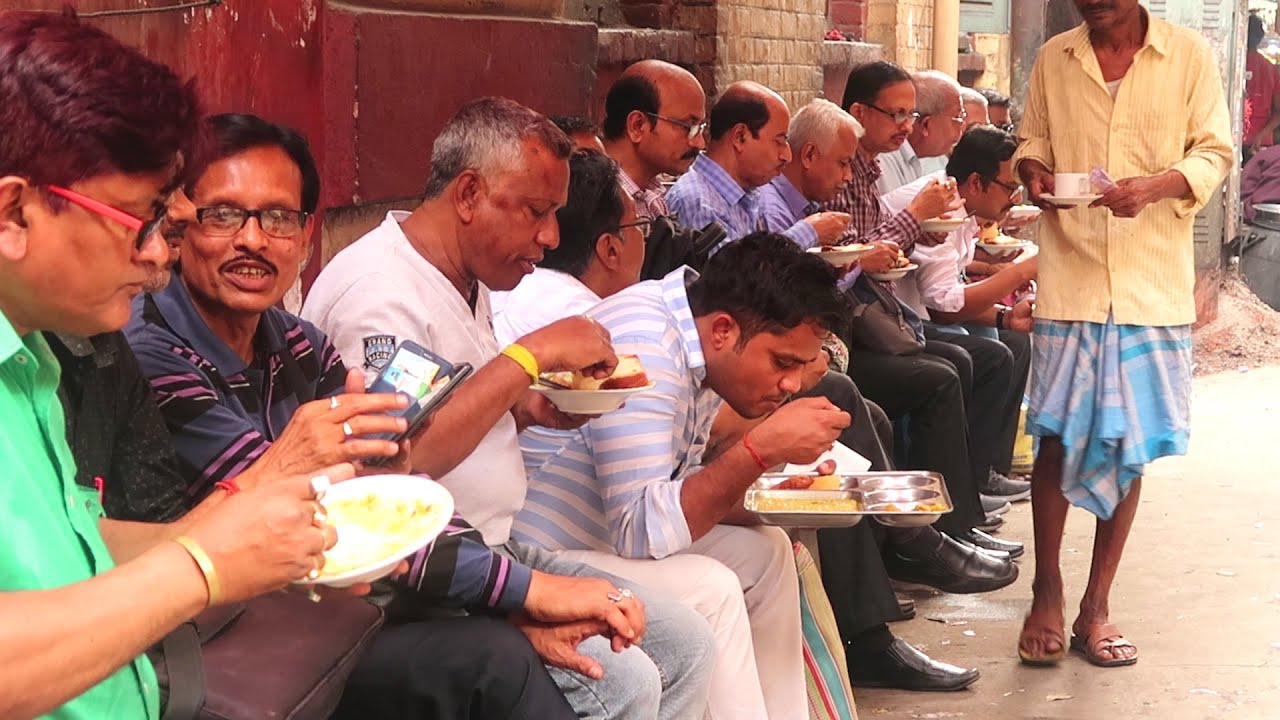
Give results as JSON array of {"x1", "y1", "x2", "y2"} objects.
[{"x1": 1013, "y1": 0, "x2": 1231, "y2": 668}]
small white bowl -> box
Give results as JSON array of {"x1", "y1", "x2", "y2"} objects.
[
  {"x1": 867, "y1": 264, "x2": 917, "y2": 282},
  {"x1": 807, "y1": 244, "x2": 870, "y2": 266},
  {"x1": 530, "y1": 382, "x2": 657, "y2": 415},
  {"x1": 296, "y1": 474, "x2": 454, "y2": 588},
  {"x1": 920, "y1": 218, "x2": 967, "y2": 233},
  {"x1": 1006, "y1": 205, "x2": 1042, "y2": 222},
  {"x1": 975, "y1": 241, "x2": 1031, "y2": 258}
]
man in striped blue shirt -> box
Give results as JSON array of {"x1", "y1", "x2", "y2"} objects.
[
  {"x1": 519, "y1": 233, "x2": 853, "y2": 720},
  {"x1": 666, "y1": 82, "x2": 845, "y2": 252}
]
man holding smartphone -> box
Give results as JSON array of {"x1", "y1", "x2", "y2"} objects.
[
  {"x1": 125, "y1": 112, "x2": 670, "y2": 718},
  {"x1": 305, "y1": 97, "x2": 717, "y2": 720}
]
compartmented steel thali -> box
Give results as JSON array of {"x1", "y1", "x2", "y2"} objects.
[{"x1": 743, "y1": 471, "x2": 953, "y2": 528}]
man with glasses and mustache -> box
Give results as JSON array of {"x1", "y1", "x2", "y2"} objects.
[
  {"x1": 876, "y1": 70, "x2": 968, "y2": 195},
  {"x1": 601, "y1": 60, "x2": 709, "y2": 223}
]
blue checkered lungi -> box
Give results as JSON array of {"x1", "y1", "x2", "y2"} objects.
[{"x1": 1027, "y1": 315, "x2": 1192, "y2": 520}]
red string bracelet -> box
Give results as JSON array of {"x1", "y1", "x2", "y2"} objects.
[
  {"x1": 741, "y1": 432, "x2": 769, "y2": 472},
  {"x1": 214, "y1": 479, "x2": 241, "y2": 495}
]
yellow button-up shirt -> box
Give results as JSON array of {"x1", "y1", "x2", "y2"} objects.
[{"x1": 1013, "y1": 13, "x2": 1232, "y2": 326}]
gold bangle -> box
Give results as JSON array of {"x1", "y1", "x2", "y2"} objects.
[
  {"x1": 173, "y1": 535, "x2": 222, "y2": 607},
  {"x1": 500, "y1": 343, "x2": 540, "y2": 383}
]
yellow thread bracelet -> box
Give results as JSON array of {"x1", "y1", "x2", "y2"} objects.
[
  {"x1": 501, "y1": 343, "x2": 540, "y2": 383},
  {"x1": 174, "y1": 535, "x2": 222, "y2": 607}
]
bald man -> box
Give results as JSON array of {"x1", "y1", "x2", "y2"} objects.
[
  {"x1": 877, "y1": 70, "x2": 967, "y2": 194},
  {"x1": 601, "y1": 60, "x2": 708, "y2": 221},
  {"x1": 665, "y1": 81, "x2": 811, "y2": 250}
]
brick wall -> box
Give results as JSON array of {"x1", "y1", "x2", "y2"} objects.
[
  {"x1": 703, "y1": 0, "x2": 827, "y2": 108},
  {"x1": 864, "y1": 0, "x2": 935, "y2": 70}
]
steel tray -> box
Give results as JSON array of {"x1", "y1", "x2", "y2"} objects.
[{"x1": 743, "y1": 472, "x2": 953, "y2": 528}]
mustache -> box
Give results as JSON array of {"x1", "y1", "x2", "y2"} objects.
[
  {"x1": 1079, "y1": 2, "x2": 1113, "y2": 12},
  {"x1": 682, "y1": 149, "x2": 701, "y2": 160},
  {"x1": 219, "y1": 253, "x2": 278, "y2": 274}
]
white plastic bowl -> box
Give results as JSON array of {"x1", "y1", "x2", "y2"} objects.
[
  {"x1": 920, "y1": 218, "x2": 967, "y2": 233},
  {"x1": 530, "y1": 382, "x2": 656, "y2": 415},
  {"x1": 807, "y1": 244, "x2": 870, "y2": 266},
  {"x1": 867, "y1": 264, "x2": 917, "y2": 282},
  {"x1": 975, "y1": 241, "x2": 1031, "y2": 258},
  {"x1": 297, "y1": 474, "x2": 454, "y2": 588}
]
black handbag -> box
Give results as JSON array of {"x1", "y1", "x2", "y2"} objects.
[
  {"x1": 639, "y1": 216, "x2": 727, "y2": 280},
  {"x1": 152, "y1": 592, "x2": 384, "y2": 720},
  {"x1": 845, "y1": 274, "x2": 926, "y2": 356}
]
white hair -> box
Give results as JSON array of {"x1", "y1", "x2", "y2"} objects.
[
  {"x1": 912, "y1": 70, "x2": 963, "y2": 116},
  {"x1": 959, "y1": 87, "x2": 988, "y2": 107},
  {"x1": 788, "y1": 98, "x2": 864, "y2": 154}
]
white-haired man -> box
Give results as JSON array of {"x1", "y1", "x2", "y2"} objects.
[
  {"x1": 959, "y1": 87, "x2": 989, "y2": 131},
  {"x1": 877, "y1": 70, "x2": 966, "y2": 194},
  {"x1": 756, "y1": 98, "x2": 860, "y2": 247}
]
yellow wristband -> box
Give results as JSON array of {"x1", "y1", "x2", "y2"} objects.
[
  {"x1": 501, "y1": 343, "x2": 540, "y2": 383},
  {"x1": 174, "y1": 535, "x2": 222, "y2": 607}
]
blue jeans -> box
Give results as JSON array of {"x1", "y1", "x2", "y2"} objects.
[{"x1": 504, "y1": 540, "x2": 715, "y2": 720}]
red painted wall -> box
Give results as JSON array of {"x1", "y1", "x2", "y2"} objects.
[{"x1": 3, "y1": 2, "x2": 598, "y2": 287}]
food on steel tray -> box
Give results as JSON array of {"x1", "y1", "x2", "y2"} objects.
[
  {"x1": 809, "y1": 474, "x2": 843, "y2": 491},
  {"x1": 754, "y1": 496, "x2": 863, "y2": 513},
  {"x1": 543, "y1": 354, "x2": 650, "y2": 390},
  {"x1": 879, "y1": 501, "x2": 947, "y2": 513}
]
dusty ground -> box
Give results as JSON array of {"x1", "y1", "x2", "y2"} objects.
[
  {"x1": 1193, "y1": 277, "x2": 1280, "y2": 376},
  {"x1": 860, "y1": 366, "x2": 1280, "y2": 720}
]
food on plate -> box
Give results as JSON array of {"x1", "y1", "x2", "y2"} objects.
[
  {"x1": 818, "y1": 243, "x2": 867, "y2": 253},
  {"x1": 754, "y1": 496, "x2": 863, "y2": 513},
  {"x1": 978, "y1": 221, "x2": 1022, "y2": 245},
  {"x1": 543, "y1": 354, "x2": 650, "y2": 390},
  {"x1": 319, "y1": 492, "x2": 443, "y2": 577},
  {"x1": 809, "y1": 474, "x2": 843, "y2": 491},
  {"x1": 878, "y1": 501, "x2": 947, "y2": 513},
  {"x1": 890, "y1": 250, "x2": 911, "y2": 269}
]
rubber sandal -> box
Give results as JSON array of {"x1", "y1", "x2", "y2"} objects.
[{"x1": 1070, "y1": 622, "x2": 1138, "y2": 667}]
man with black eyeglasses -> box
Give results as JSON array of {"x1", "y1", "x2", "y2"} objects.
[
  {"x1": 600, "y1": 60, "x2": 708, "y2": 223},
  {"x1": 876, "y1": 70, "x2": 967, "y2": 195}
]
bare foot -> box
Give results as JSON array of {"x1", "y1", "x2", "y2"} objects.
[{"x1": 1019, "y1": 583, "x2": 1066, "y2": 665}]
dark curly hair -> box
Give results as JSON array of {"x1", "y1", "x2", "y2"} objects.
[
  {"x1": 540, "y1": 152, "x2": 626, "y2": 278},
  {"x1": 689, "y1": 232, "x2": 846, "y2": 346}
]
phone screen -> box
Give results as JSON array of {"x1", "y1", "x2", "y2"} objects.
[{"x1": 365, "y1": 342, "x2": 457, "y2": 441}]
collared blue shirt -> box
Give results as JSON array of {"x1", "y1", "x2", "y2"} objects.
[
  {"x1": 758, "y1": 174, "x2": 820, "y2": 249},
  {"x1": 665, "y1": 154, "x2": 812, "y2": 251},
  {"x1": 513, "y1": 268, "x2": 723, "y2": 560}
]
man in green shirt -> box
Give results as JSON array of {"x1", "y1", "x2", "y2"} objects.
[{"x1": 0, "y1": 11, "x2": 345, "y2": 719}]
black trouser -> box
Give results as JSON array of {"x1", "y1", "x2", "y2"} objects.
[
  {"x1": 799, "y1": 373, "x2": 903, "y2": 636},
  {"x1": 334, "y1": 615, "x2": 575, "y2": 720},
  {"x1": 845, "y1": 349, "x2": 982, "y2": 534},
  {"x1": 921, "y1": 329, "x2": 1014, "y2": 494}
]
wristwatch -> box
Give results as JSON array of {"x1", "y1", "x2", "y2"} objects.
[{"x1": 995, "y1": 306, "x2": 1008, "y2": 330}]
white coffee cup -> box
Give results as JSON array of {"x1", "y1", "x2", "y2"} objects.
[{"x1": 1053, "y1": 173, "x2": 1092, "y2": 197}]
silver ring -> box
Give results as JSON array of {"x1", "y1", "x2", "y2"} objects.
[
  {"x1": 309, "y1": 474, "x2": 330, "y2": 500},
  {"x1": 342, "y1": 421, "x2": 354, "y2": 438},
  {"x1": 607, "y1": 588, "x2": 635, "y2": 603},
  {"x1": 330, "y1": 396, "x2": 340, "y2": 410},
  {"x1": 306, "y1": 567, "x2": 321, "y2": 581}
]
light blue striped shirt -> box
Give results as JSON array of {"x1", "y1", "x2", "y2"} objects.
[
  {"x1": 665, "y1": 154, "x2": 811, "y2": 252},
  {"x1": 513, "y1": 268, "x2": 723, "y2": 559}
]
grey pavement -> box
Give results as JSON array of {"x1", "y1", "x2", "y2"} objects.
[{"x1": 858, "y1": 367, "x2": 1280, "y2": 720}]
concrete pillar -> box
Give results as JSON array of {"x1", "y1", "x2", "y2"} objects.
[
  {"x1": 931, "y1": 0, "x2": 959, "y2": 77},
  {"x1": 1009, "y1": 0, "x2": 1046, "y2": 116}
]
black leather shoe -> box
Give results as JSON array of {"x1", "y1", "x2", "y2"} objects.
[
  {"x1": 849, "y1": 639, "x2": 980, "y2": 691},
  {"x1": 886, "y1": 534, "x2": 1019, "y2": 594},
  {"x1": 956, "y1": 528, "x2": 1024, "y2": 559}
]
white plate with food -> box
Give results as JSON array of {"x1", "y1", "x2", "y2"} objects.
[
  {"x1": 1041, "y1": 193, "x2": 1101, "y2": 207},
  {"x1": 920, "y1": 217, "x2": 967, "y2": 233},
  {"x1": 533, "y1": 354, "x2": 654, "y2": 414},
  {"x1": 867, "y1": 264, "x2": 917, "y2": 282},
  {"x1": 807, "y1": 244, "x2": 870, "y2": 265},
  {"x1": 975, "y1": 239, "x2": 1032, "y2": 257},
  {"x1": 298, "y1": 474, "x2": 454, "y2": 588},
  {"x1": 1006, "y1": 205, "x2": 1042, "y2": 222}
]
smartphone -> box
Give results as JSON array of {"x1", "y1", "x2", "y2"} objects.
[{"x1": 363, "y1": 340, "x2": 472, "y2": 452}]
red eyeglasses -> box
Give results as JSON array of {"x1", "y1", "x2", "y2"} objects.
[{"x1": 46, "y1": 185, "x2": 167, "y2": 250}]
